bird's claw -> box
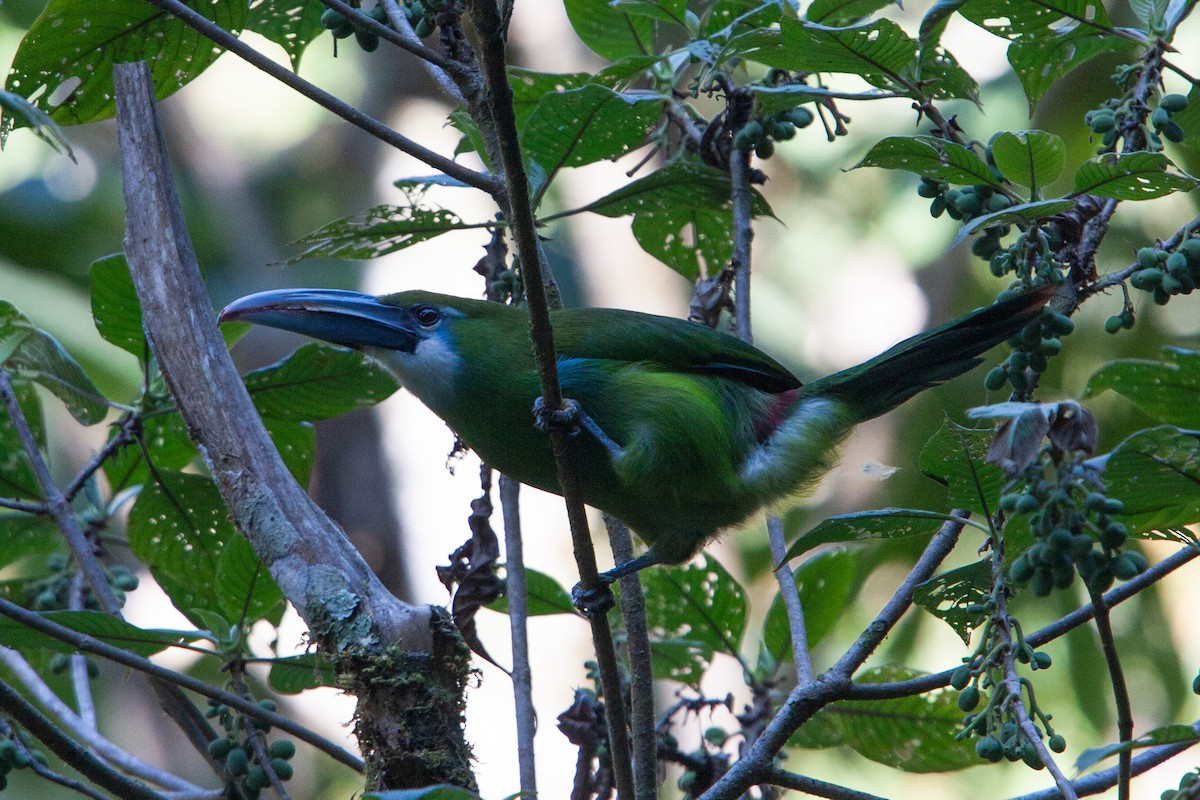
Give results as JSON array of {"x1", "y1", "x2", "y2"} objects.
[
  {"x1": 571, "y1": 579, "x2": 616, "y2": 618},
  {"x1": 533, "y1": 396, "x2": 585, "y2": 437}
]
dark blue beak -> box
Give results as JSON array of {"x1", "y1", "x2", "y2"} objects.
[{"x1": 219, "y1": 289, "x2": 419, "y2": 352}]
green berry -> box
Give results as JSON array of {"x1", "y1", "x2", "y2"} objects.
[
  {"x1": 703, "y1": 726, "x2": 727, "y2": 746},
  {"x1": 984, "y1": 366, "x2": 1008, "y2": 391},
  {"x1": 1048, "y1": 734, "x2": 1066, "y2": 753},
  {"x1": 1192, "y1": 671, "x2": 1200, "y2": 695},
  {"x1": 355, "y1": 29, "x2": 380, "y2": 51},
  {"x1": 1104, "y1": 314, "x2": 1124, "y2": 334},
  {"x1": 1152, "y1": 107, "x2": 1171, "y2": 130},
  {"x1": 1090, "y1": 112, "x2": 1116, "y2": 133},
  {"x1": 1161, "y1": 93, "x2": 1189, "y2": 113},
  {"x1": 271, "y1": 758, "x2": 294, "y2": 781},
  {"x1": 976, "y1": 736, "x2": 1003, "y2": 762},
  {"x1": 225, "y1": 747, "x2": 249, "y2": 777},
  {"x1": 320, "y1": 8, "x2": 346, "y2": 29},
  {"x1": 754, "y1": 137, "x2": 774, "y2": 159},
  {"x1": 1010, "y1": 553, "x2": 1035, "y2": 583},
  {"x1": 1039, "y1": 337, "x2": 1062, "y2": 355},
  {"x1": 950, "y1": 664, "x2": 973, "y2": 690},
  {"x1": 1137, "y1": 247, "x2": 1160, "y2": 269},
  {"x1": 917, "y1": 179, "x2": 941, "y2": 199},
  {"x1": 957, "y1": 685, "x2": 981, "y2": 711},
  {"x1": 414, "y1": 16, "x2": 434, "y2": 36},
  {"x1": 1130, "y1": 268, "x2": 1164, "y2": 290},
  {"x1": 208, "y1": 737, "x2": 234, "y2": 759},
  {"x1": 787, "y1": 107, "x2": 815, "y2": 128},
  {"x1": 268, "y1": 740, "x2": 296, "y2": 760},
  {"x1": 1016, "y1": 494, "x2": 1040, "y2": 514},
  {"x1": 1181, "y1": 238, "x2": 1200, "y2": 265},
  {"x1": 1031, "y1": 568, "x2": 1054, "y2": 597},
  {"x1": 49, "y1": 653, "x2": 71, "y2": 674},
  {"x1": 1167, "y1": 252, "x2": 1190, "y2": 276},
  {"x1": 1162, "y1": 121, "x2": 1186, "y2": 143},
  {"x1": 245, "y1": 766, "x2": 269, "y2": 791}
]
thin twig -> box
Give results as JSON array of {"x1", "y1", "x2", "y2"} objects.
[
  {"x1": 138, "y1": 0, "x2": 500, "y2": 196},
  {"x1": 607, "y1": 515, "x2": 658, "y2": 800},
  {"x1": 0, "y1": 678, "x2": 170, "y2": 800},
  {"x1": 700, "y1": 516, "x2": 965, "y2": 800},
  {"x1": 767, "y1": 517, "x2": 813, "y2": 683},
  {"x1": 761, "y1": 766, "x2": 889, "y2": 800},
  {"x1": 500, "y1": 475, "x2": 537, "y2": 797},
  {"x1": 1089, "y1": 588, "x2": 1133, "y2": 800}
]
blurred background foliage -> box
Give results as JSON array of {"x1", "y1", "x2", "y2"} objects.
[{"x1": 0, "y1": 0, "x2": 1198, "y2": 797}]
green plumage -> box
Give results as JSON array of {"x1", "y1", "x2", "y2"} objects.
[{"x1": 221, "y1": 286, "x2": 1052, "y2": 575}]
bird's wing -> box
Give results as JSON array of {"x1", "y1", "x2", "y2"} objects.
[{"x1": 551, "y1": 307, "x2": 800, "y2": 393}]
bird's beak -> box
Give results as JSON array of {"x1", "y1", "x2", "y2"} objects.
[{"x1": 218, "y1": 289, "x2": 419, "y2": 352}]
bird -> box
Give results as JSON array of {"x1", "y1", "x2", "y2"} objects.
[{"x1": 220, "y1": 286, "x2": 1051, "y2": 608}]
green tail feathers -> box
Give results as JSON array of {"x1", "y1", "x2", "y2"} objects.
[{"x1": 803, "y1": 288, "x2": 1053, "y2": 421}]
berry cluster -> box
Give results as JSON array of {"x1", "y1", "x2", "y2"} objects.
[
  {"x1": 205, "y1": 697, "x2": 295, "y2": 798},
  {"x1": 983, "y1": 306, "x2": 1074, "y2": 394},
  {"x1": 1002, "y1": 464, "x2": 1145, "y2": 597},
  {"x1": 320, "y1": 0, "x2": 449, "y2": 52},
  {"x1": 1160, "y1": 769, "x2": 1200, "y2": 800},
  {"x1": 25, "y1": 554, "x2": 138, "y2": 612},
  {"x1": 1085, "y1": 91, "x2": 1188, "y2": 152},
  {"x1": 0, "y1": 735, "x2": 46, "y2": 791},
  {"x1": 732, "y1": 108, "x2": 815, "y2": 159}
]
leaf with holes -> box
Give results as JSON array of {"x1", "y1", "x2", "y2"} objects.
[
  {"x1": 855, "y1": 136, "x2": 1001, "y2": 188},
  {"x1": 127, "y1": 470, "x2": 233, "y2": 627},
  {"x1": 1006, "y1": 28, "x2": 1132, "y2": 109},
  {"x1": 4, "y1": 0, "x2": 245, "y2": 130},
  {"x1": 1100, "y1": 426, "x2": 1200, "y2": 535},
  {"x1": 522, "y1": 85, "x2": 664, "y2": 187},
  {"x1": 0, "y1": 301, "x2": 107, "y2": 426},
  {"x1": 290, "y1": 203, "x2": 474, "y2": 263},
  {"x1": 563, "y1": 0, "x2": 655, "y2": 60},
  {"x1": 788, "y1": 665, "x2": 977, "y2": 771},
  {"x1": 216, "y1": 534, "x2": 286, "y2": 625},
  {"x1": 640, "y1": 554, "x2": 747, "y2": 685},
  {"x1": 807, "y1": 0, "x2": 897, "y2": 24},
  {"x1": 1073, "y1": 152, "x2": 1198, "y2": 200},
  {"x1": 771, "y1": 17, "x2": 918, "y2": 90},
  {"x1": 960, "y1": 0, "x2": 1114, "y2": 39},
  {"x1": 784, "y1": 508, "x2": 987, "y2": 563},
  {"x1": 246, "y1": 0, "x2": 326, "y2": 71},
  {"x1": 913, "y1": 558, "x2": 990, "y2": 643}
]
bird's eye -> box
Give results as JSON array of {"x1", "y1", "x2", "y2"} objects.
[{"x1": 413, "y1": 305, "x2": 441, "y2": 327}]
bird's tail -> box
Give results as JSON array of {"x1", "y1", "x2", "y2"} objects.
[{"x1": 800, "y1": 287, "x2": 1054, "y2": 421}]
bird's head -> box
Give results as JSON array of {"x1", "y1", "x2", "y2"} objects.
[{"x1": 218, "y1": 289, "x2": 500, "y2": 404}]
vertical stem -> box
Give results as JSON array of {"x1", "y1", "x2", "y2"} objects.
[
  {"x1": 765, "y1": 517, "x2": 813, "y2": 682},
  {"x1": 1090, "y1": 589, "x2": 1133, "y2": 799},
  {"x1": 500, "y1": 475, "x2": 538, "y2": 797},
  {"x1": 466, "y1": 4, "x2": 635, "y2": 798},
  {"x1": 606, "y1": 516, "x2": 658, "y2": 800}
]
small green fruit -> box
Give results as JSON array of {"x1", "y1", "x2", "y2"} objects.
[{"x1": 1161, "y1": 93, "x2": 1189, "y2": 113}]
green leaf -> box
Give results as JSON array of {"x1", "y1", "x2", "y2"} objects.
[
  {"x1": 1126, "y1": 0, "x2": 1171, "y2": 29},
  {"x1": 919, "y1": 420, "x2": 1009, "y2": 514},
  {"x1": 0, "y1": 300, "x2": 107, "y2": 425},
  {"x1": 918, "y1": 0, "x2": 968, "y2": 54},
  {"x1": 0, "y1": 514, "x2": 61, "y2": 570},
  {"x1": 1100, "y1": 426, "x2": 1200, "y2": 535},
  {"x1": 216, "y1": 535, "x2": 286, "y2": 625},
  {"x1": 706, "y1": 0, "x2": 794, "y2": 36},
  {"x1": 127, "y1": 470, "x2": 234, "y2": 626},
  {"x1": 807, "y1": 0, "x2": 896, "y2": 24},
  {"x1": 0, "y1": 89, "x2": 73, "y2": 155},
  {"x1": 290, "y1": 202, "x2": 474, "y2": 264},
  {"x1": 522, "y1": 85, "x2": 664, "y2": 189},
  {"x1": 641, "y1": 554, "x2": 747, "y2": 685},
  {"x1": 909, "y1": 44, "x2": 980, "y2": 103},
  {"x1": 487, "y1": 568, "x2": 576, "y2": 616},
  {"x1": 1076, "y1": 724, "x2": 1200, "y2": 773},
  {"x1": 0, "y1": 381, "x2": 45, "y2": 502},
  {"x1": 1073, "y1": 152, "x2": 1198, "y2": 200},
  {"x1": 563, "y1": 0, "x2": 655, "y2": 60},
  {"x1": 960, "y1": 0, "x2": 1114, "y2": 38},
  {"x1": 611, "y1": 0, "x2": 688, "y2": 24},
  {"x1": 0, "y1": 610, "x2": 197, "y2": 658},
  {"x1": 563, "y1": 161, "x2": 773, "y2": 280},
  {"x1": 243, "y1": 343, "x2": 399, "y2": 421},
  {"x1": 913, "y1": 558, "x2": 990, "y2": 643},
  {"x1": 948, "y1": 199, "x2": 1076, "y2": 250},
  {"x1": 103, "y1": 402, "x2": 196, "y2": 493},
  {"x1": 268, "y1": 653, "x2": 338, "y2": 694},
  {"x1": 990, "y1": 130, "x2": 1066, "y2": 189},
  {"x1": 1006, "y1": 29, "x2": 1132, "y2": 109},
  {"x1": 246, "y1": 0, "x2": 326, "y2": 72},
  {"x1": 784, "y1": 508, "x2": 985, "y2": 562},
  {"x1": 763, "y1": 549, "x2": 856, "y2": 662},
  {"x1": 4, "y1": 0, "x2": 245, "y2": 129},
  {"x1": 854, "y1": 135, "x2": 1001, "y2": 188},
  {"x1": 1085, "y1": 349, "x2": 1200, "y2": 428},
  {"x1": 788, "y1": 665, "x2": 977, "y2": 771},
  {"x1": 770, "y1": 17, "x2": 917, "y2": 90},
  {"x1": 90, "y1": 253, "x2": 145, "y2": 359}
]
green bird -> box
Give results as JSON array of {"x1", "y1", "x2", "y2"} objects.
[{"x1": 220, "y1": 286, "x2": 1050, "y2": 602}]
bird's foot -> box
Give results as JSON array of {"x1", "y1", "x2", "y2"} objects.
[
  {"x1": 532, "y1": 397, "x2": 623, "y2": 459},
  {"x1": 571, "y1": 577, "x2": 616, "y2": 618}
]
